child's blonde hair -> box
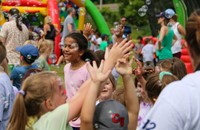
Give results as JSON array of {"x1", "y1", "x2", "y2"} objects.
[
  {"x1": 37, "y1": 39, "x2": 53, "y2": 55},
  {"x1": 7, "y1": 72, "x2": 59, "y2": 130},
  {"x1": 44, "y1": 16, "x2": 52, "y2": 24}
]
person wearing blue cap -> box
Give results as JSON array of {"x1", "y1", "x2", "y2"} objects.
[
  {"x1": 155, "y1": 10, "x2": 175, "y2": 61},
  {"x1": 10, "y1": 44, "x2": 39, "y2": 89},
  {"x1": 165, "y1": 8, "x2": 186, "y2": 59}
]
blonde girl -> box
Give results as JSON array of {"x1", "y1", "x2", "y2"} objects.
[
  {"x1": 33, "y1": 39, "x2": 53, "y2": 71},
  {"x1": 7, "y1": 71, "x2": 90, "y2": 130}
]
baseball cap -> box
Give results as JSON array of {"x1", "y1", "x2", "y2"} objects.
[
  {"x1": 16, "y1": 44, "x2": 39, "y2": 63},
  {"x1": 93, "y1": 99, "x2": 129, "y2": 130},
  {"x1": 156, "y1": 9, "x2": 175, "y2": 19},
  {"x1": 156, "y1": 12, "x2": 166, "y2": 18},
  {"x1": 164, "y1": 8, "x2": 175, "y2": 19}
]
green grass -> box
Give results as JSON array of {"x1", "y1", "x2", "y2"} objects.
[
  {"x1": 50, "y1": 64, "x2": 65, "y2": 80},
  {"x1": 50, "y1": 63, "x2": 136, "y2": 89}
]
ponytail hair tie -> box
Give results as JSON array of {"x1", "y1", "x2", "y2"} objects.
[
  {"x1": 18, "y1": 90, "x2": 25, "y2": 96},
  {"x1": 159, "y1": 71, "x2": 172, "y2": 81}
]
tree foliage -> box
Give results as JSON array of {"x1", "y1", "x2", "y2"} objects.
[
  {"x1": 98, "y1": 0, "x2": 148, "y2": 27},
  {"x1": 118, "y1": 0, "x2": 148, "y2": 26}
]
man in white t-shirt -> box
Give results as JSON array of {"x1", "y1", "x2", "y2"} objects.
[{"x1": 92, "y1": 31, "x2": 102, "y2": 51}]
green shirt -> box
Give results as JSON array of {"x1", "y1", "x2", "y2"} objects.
[
  {"x1": 33, "y1": 57, "x2": 50, "y2": 71},
  {"x1": 157, "y1": 27, "x2": 174, "y2": 60},
  {"x1": 33, "y1": 103, "x2": 72, "y2": 130},
  {"x1": 100, "y1": 41, "x2": 108, "y2": 51}
]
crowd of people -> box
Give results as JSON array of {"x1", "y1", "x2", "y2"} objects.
[{"x1": 0, "y1": 3, "x2": 200, "y2": 130}]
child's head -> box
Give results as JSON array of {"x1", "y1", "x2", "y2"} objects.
[
  {"x1": 63, "y1": 32, "x2": 98, "y2": 64},
  {"x1": 145, "y1": 71, "x2": 178, "y2": 104},
  {"x1": 156, "y1": 58, "x2": 187, "y2": 80},
  {"x1": 101, "y1": 34, "x2": 108, "y2": 41},
  {"x1": 44, "y1": 16, "x2": 52, "y2": 24},
  {"x1": 8, "y1": 72, "x2": 66, "y2": 130},
  {"x1": 37, "y1": 39, "x2": 53, "y2": 56},
  {"x1": 93, "y1": 99, "x2": 128, "y2": 130},
  {"x1": 137, "y1": 36, "x2": 143, "y2": 44},
  {"x1": 135, "y1": 77, "x2": 148, "y2": 102},
  {"x1": 95, "y1": 31, "x2": 101, "y2": 38},
  {"x1": 0, "y1": 42, "x2": 6, "y2": 64},
  {"x1": 16, "y1": 44, "x2": 39, "y2": 64},
  {"x1": 98, "y1": 74, "x2": 116, "y2": 101},
  {"x1": 170, "y1": 57, "x2": 187, "y2": 80},
  {"x1": 156, "y1": 59, "x2": 172, "y2": 72},
  {"x1": 144, "y1": 38, "x2": 151, "y2": 45}
]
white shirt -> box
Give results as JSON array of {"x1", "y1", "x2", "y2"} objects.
[
  {"x1": 139, "y1": 71, "x2": 200, "y2": 130},
  {"x1": 141, "y1": 44, "x2": 155, "y2": 62},
  {"x1": 171, "y1": 22, "x2": 182, "y2": 54},
  {"x1": 95, "y1": 37, "x2": 102, "y2": 51}
]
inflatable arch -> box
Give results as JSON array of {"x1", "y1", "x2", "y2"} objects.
[{"x1": 0, "y1": 0, "x2": 110, "y2": 61}]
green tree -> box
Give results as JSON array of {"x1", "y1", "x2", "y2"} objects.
[{"x1": 119, "y1": 0, "x2": 148, "y2": 27}]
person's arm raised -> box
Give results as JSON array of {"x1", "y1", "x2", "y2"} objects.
[
  {"x1": 115, "y1": 56, "x2": 139, "y2": 130},
  {"x1": 103, "y1": 38, "x2": 134, "y2": 73},
  {"x1": 83, "y1": 23, "x2": 93, "y2": 40},
  {"x1": 80, "y1": 60, "x2": 111, "y2": 130},
  {"x1": 67, "y1": 39, "x2": 133, "y2": 122}
]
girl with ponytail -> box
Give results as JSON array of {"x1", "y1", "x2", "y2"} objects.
[{"x1": 0, "y1": 8, "x2": 29, "y2": 65}]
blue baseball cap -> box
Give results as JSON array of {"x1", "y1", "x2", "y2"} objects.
[
  {"x1": 16, "y1": 44, "x2": 39, "y2": 63},
  {"x1": 165, "y1": 8, "x2": 175, "y2": 19}
]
